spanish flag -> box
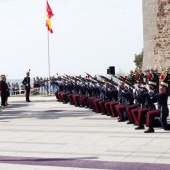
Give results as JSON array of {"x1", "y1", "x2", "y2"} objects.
[{"x1": 46, "y1": 0, "x2": 54, "y2": 33}]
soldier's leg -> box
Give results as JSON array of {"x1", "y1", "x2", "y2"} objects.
[{"x1": 145, "y1": 110, "x2": 160, "y2": 133}]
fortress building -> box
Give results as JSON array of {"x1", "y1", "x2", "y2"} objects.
[{"x1": 142, "y1": 0, "x2": 170, "y2": 70}]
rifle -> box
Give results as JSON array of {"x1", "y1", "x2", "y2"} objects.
[
  {"x1": 85, "y1": 72, "x2": 105, "y2": 85},
  {"x1": 85, "y1": 72, "x2": 94, "y2": 79},
  {"x1": 64, "y1": 74, "x2": 73, "y2": 80},
  {"x1": 98, "y1": 75, "x2": 118, "y2": 87},
  {"x1": 113, "y1": 75, "x2": 135, "y2": 89},
  {"x1": 62, "y1": 75, "x2": 69, "y2": 80},
  {"x1": 119, "y1": 75, "x2": 135, "y2": 85},
  {"x1": 60, "y1": 76, "x2": 69, "y2": 82},
  {"x1": 77, "y1": 76, "x2": 89, "y2": 84},
  {"x1": 64, "y1": 74, "x2": 78, "y2": 82}
]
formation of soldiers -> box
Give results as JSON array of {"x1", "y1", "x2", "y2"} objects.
[{"x1": 54, "y1": 67, "x2": 170, "y2": 133}]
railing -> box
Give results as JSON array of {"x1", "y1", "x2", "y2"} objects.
[
  {"x1": 10, "y1": 89, "x2": 25, "y2": 96},
  {"x1": 9, "y1": 85, "x2": 58, "y2": 96}
]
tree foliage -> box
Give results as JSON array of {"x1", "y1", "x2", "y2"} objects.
[{"x1": 134, "y1": 50, "x2": 143, "y2": 69}]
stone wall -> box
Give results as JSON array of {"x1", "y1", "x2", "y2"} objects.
[{"x1": 142, "y1": 0, "x2": 170, "y2": 71}]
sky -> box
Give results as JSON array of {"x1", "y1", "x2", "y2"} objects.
[{"x1": 0, "y1": 0, "x2": 143, "y2": 79}]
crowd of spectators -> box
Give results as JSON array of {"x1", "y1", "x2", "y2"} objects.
[
  {"x1": 33, "y1": 76, "x2": 58, "y2": 94},
  {"x1": 0, "y1": 74, "x2": 59, "y2": 107}
]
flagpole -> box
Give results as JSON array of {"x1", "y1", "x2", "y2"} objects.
[
  {"x1": 47, "y1": 30, "x2": 51, "y2": 96},
  {"x1": 46, "y1": 0, "x2": 54, "y2": 96}
]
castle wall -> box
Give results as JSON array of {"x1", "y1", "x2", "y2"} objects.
[{"x1": 142, "y1": 0, "x2": 170, "y2": 70}]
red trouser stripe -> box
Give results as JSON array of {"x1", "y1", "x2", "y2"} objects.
[
  {"x1": 58, "y1": 92, "x2": 64, "y2": 102},
  {"x1": 146, "y1": 110, "x2": 161, "y2": 127},
  {"x1": 105, "y1": 102, "x2": 112, "y2": 115},
  {"x1": 88, "y1": 97, "x2": 96, "y2": 108},
  {"x1": 115, "y1": 104, "x2": 126, "y2": 120},
  {"x1": 137, "y1": 108, "x2": 150, "y2": 125},
  {"x1": 68, "y1": 94, "x2": 74, "y2": 104},
  {"x1": 72, "y1": 94, "x2": 80, "y2": 105},
  {"x1": 126, "y1": 105, "x2": 138, "y2": 122},
  {"x1": 99, "y1": 101, "x2": 107, "y2": 114},
  {"x1": 93, "y1": 98, "x2": 102, "y2": 112},
  {"x1": 61, "y1": 92, "x2": 68, "y2": 102},
  {"x1": 81, "y1": 96, "x2": 88, "y2": 106},
  {"x1": 131, "y1": 108, "x2": 140, "y2": 124},
  {"x1": 110, "y1": 102, "x2": 119, "y2": 116}
]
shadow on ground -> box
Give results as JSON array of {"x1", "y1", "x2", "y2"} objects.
[{"x1": 0, "y1": 100, "x2": 92, "y2": 121}]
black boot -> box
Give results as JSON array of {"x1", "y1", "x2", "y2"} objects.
[
  {"x1": 127, "y1": 121, "x2": 133, "y2": 124},
  {"x1": 135, "y1": 125, "x2": 144, "y2": 130},
  {"x1": 144, "y1": 128, "x2": 154, "y2": 133}
]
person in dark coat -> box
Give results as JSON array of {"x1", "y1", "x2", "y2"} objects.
[
  {"x1": 22, "y1": 72, "x2": 31, "y2": 102},
  {"x1": 0, "y1": 75, "x2": 8, "y2": 106}
]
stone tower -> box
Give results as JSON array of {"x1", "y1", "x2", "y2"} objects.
[{"x1": 142, "y1": 0, "x2": 170, "y2": 71}]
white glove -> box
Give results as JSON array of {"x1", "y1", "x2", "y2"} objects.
[
  {"x1": 146, "y1": 84, "x2": 150, "y2": 90},
  {"x1": 134, "y1": 83, "x2": 138, "y2": 90}
]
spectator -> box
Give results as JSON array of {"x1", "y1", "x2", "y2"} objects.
[
  {"x1": 44, "y1": 77, "x2": 49, "y2": 94},
  {"x1": 0, "y1": 75, "x2": 8, "y2": 106},
  {"x1": 15, "y1": 83, "x2": 19, "y2": 94},
  {"x1": 6, "y1": 80, "x2": 10, "y2": 105},
  {"x1": 20, "y1": 84, "x2": 25, "y2": 94},
  {"x1": 10, "y1": 83, "x2": 15, "y2": 95},
  {"x1": 39, "y1": 77, "x2": 44, "y2": 94},
  {"x1": 33, "y1": 77, "x2": 36, "y2": 88},
  {"x1": 11, "y1": 83, "x2": 15, "y2": 95},
  {"x1": 35, "y1": 76, "x2": 40, "y2": 88}
]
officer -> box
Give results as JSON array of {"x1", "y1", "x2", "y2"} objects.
[{"x1": 22, "y1": 72, "x2": 31, "y2": 102}]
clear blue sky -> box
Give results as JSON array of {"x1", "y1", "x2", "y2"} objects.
[{"x1": 0, "y1": 0, "x2": 143, "y2": 79}]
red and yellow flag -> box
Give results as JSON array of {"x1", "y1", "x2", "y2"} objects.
[{"x1": 46, "y1": 0, "x2": 54, "y2": 33}]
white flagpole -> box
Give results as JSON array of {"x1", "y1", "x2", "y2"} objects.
[{"x1": 47, "y1": 30, "x2": 51, "y2": 96}]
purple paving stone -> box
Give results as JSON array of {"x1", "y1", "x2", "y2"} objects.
[{"x1": 0, "y1": 156, "x2": 170, "y2": 170}]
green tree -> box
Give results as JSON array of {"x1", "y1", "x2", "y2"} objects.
[{"x1": 134, "y1": 50, "x2": 143, "y2": 69}]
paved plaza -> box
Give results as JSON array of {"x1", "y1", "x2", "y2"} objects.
[{"x1": 0, "y1": 96, "x2": 170, "y2": 170}]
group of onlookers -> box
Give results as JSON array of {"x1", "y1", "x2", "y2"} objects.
[
  {"x1": 8, "y1": 82, "x2": 21, "y2": 95},
  {"x1": 33, "y1": 76, "x2": 58, "y2": 94},
  {"x1": 0, "y1": 75, "x2": 26, "y2": 107},
  {"x1": 0, "y1": 74, "x2": 59, "y2": 107}
]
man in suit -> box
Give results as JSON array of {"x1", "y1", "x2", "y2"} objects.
[{"x1": 22, "y1": 72, "x2": 31, "y2": 102}]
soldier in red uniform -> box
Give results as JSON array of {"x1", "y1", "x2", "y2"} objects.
[{"x1": 145, "y1": 82, "x2": 170, "y2": 133}]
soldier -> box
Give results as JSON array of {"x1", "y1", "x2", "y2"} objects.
[
  {"x1": 127, "y1": 70, "x2": 136, "y2": 84},
  {"x1": 144, "y1": 82, "x2": 170, "y2": 133},
  {"x1": 134, "y1": 82, "x2": 157, "y2": 130},
  {"x1": 22, "y1": 72, "x2": 31, "y2": 102},
  {"x1": 164, "y1": 68, "x2": 170, "y2": 96},
  {"x1": 114, "y1": 84, "x2": 133, "y2": 122}
]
